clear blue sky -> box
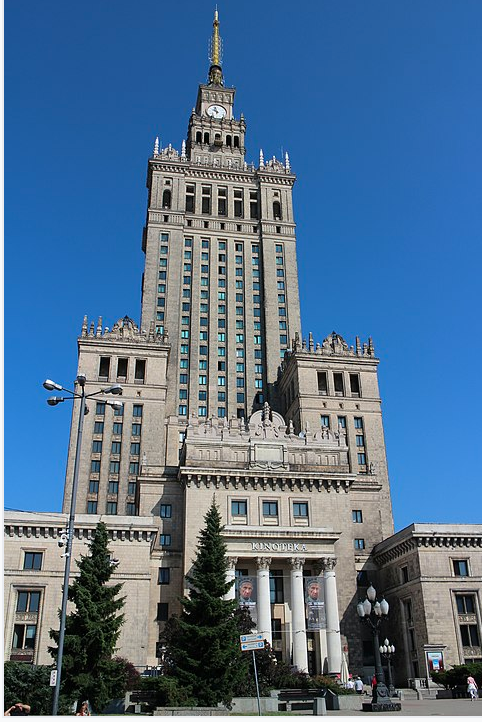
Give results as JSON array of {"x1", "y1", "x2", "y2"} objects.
[{"x1": 5, "y1": 1, "x2": 482, "y2": 530}]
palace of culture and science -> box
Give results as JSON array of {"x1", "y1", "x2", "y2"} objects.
[{"x1": 5, "y1": 12, "x2": 481, "y2": 685}]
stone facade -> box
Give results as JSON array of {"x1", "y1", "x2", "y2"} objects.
[{"x1": 373, "y1": 524, "x2": 482, "y2": 685}]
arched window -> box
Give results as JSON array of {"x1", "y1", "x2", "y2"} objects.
[
  {"x1": 226, "y1": 135, "x2": 232, "y2": 147},
  {"x1": 196, "y1": 131, "x2": 202, "y2": 143},
  {"x1": 273, "y1": 201, "x2": 282, "y2": 220},
  {"x1": 233, "y1": 136, "x2": 240, "y2": 148},
  {"x1": 162, "y1": 189, "x2": 172, "y2": 209},
  {"x1": 203, "y1": 132, "x2": 210, "y2": 145}
]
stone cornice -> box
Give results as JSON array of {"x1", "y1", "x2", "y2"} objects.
[
  {"x1": 222, "y1": 525, "x2": 341, "y2": 545},
  {"x1": 4, "y1": 514, "x2": 157, "y2": 544},
  {"x1": 373, "y1": 530, "x2": 482, "y2": 566},
  {"x1": 179, "y1": 468, "x2": 356, "y2": 493}
]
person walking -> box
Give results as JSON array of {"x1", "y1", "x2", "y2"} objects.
[
  {"x1": 467, "y1": 676, "x2": 478, "y2": 700},
  {"x1": 354, "y1": 676, "x2": 364, "y2": 694}
]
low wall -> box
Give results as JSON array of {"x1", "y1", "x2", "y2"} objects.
[
  {"x1": 153, "y1": 708, "x2": 226, "y2": 716},
  {"x1": 230, "y1": 697, "x2": 279, "y2": 713},
  {"x1": 325, "y1": 693, "x2": 362, "y2": 711}
]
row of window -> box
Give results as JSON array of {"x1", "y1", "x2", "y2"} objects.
[
  {"x1": 318, "y1": 371, "x2": 361, "y2": 398},
  {"x1": 99, "y1": 357, "x2": 146, "y2": 384},
  {"x1": 184, "y1": 184, "x2": 282, "y2": 221},
  {"x1": 86, "y1": 500, "x2": 137, "y2": 515}
]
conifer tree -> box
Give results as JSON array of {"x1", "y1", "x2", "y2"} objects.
[
  {"x1": 49, "y1": 522, "x2": 125, "y2": 712},
  {"x1": 162, "y1": 499, "x2": 250, "y2": 707}
]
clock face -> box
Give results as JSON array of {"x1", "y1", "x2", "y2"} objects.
[{"x1": 207, "y1": 104, "x2": 227, "y2": 120}]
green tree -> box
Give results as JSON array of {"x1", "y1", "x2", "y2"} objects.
[
  {"x1": 49, "y1": 522, "x2": 125, "y2": 712},
  {"x1": 4, "y1": 662, "x2": 72, "y2": 715},
  {"x1": 161, "y1": 499, "x2": 249, "y2": 707}
]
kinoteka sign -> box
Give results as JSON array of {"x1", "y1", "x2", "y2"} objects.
[{"x1": 251, "y1": 541, "x2": 308, "y2": 552}]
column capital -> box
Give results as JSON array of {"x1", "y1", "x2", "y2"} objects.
[
  {"x1": 319, "y1": 556, "x2": 337, "y2": 571},
  {"x1": 290, "y1": 557, "x2": 305, "y2": 570},
  {"x1": 256, "y1": 556, "x2": 272, "y2": 570},
  {"x1": 226, "y1": 556, "x2": 238, "y2": 569}
]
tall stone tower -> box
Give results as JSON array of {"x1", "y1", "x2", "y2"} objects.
[{"x1": 60, "y1": 12, "x2": 395, "y2": 677}]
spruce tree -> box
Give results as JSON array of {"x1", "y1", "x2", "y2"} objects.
[
  {"x1": 162, "y1": 499, "x2": 250, "y2": 707},
  {"x1": 49, "y1": 522, "x2": 125, "y2": 712}
]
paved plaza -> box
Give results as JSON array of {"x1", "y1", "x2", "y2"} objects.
[{"x1": 325, "y1": 696, "x2": 481, "y2": 717}]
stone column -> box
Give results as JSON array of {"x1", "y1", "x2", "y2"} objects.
[
  {"x1": 290, "y1": 557, "x2": 308, "y2": 672},
  {"x1": 321, "y1": 557, "x2": 341, "y2": 674},
  {"x1": 256, "y1": 556, "x2": 272, "y2": 645},
  {"x1": 225, "y1": 556, "x2": 238, "y2": 600}
]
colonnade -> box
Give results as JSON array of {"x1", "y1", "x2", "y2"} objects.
[{"x1": 226, "y1": 555, "x2": 341, "y2": 674}]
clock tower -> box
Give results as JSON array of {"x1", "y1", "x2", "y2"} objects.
[{"x1": 187, "y1": 10, "x2": 246, "y2": 165}]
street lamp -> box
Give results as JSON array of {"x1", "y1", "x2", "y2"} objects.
[
  {"x1": 44, "y1": 374, "x2": 123, "y2": 715},
  {"x1": 379, "y1": 638, "x2": 396, "y2": 696},
  {"x1": 357, "y1": 583, "x2": 391, "y2": 706}
]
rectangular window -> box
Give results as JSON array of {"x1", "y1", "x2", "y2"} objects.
[
  {"x1": 218, "y1": 391, "x2": 226, "y2": 401},
  {"x1": 160, "y1": 504, "x2": 172, "y2": 518},
  {"x1": 179, "y1": 374, "x2": 188, "y2": 384},
  {"x1": 126, "y1": 502, "x2": 136, "y2": 516},
  {"x1": 263, "y1": 501, "x2": 278, "y2": 517},
  {"x1": 23, "y1": 552, "x2": 43, "y2": 571},
  {"x1": 157, "y1": 602, "x2": 169, "y2": 621},
  {"x1": 185, "y1": 184, "x2": 195, "y2": 212},
  {"x1": 232, "y1": 500, "x2": 247, "y2": 516},
  {"x1": 178, "y1": 405, "x2": 187, "y2": 415},
  {"x1": 354, "y1": 417, "x2": 363, "y2": 429},
  {"x1": 128, "y1": 481, "x2": 137, "y2": 495},
  {"x1": 293, "y1": 502, "x2": 308, "y2": 518},
  {"x1": 333, "y1": 372, "x2": 344, "y2": 396},
  {"x1": 350, "y1": 373, "x2": 361, "y2": 397},
  {"x1": 109, "y1": 461, "x2": 120, "y2": 474},
  {"x1": 356, "y1": 435, "x2": 365, "y2": 447},
  {"x1": 456, "y1": 594, "x2": 476, "y2": 614},
  {"x1": 357, "y1": 453, "x2": 366, "y2": 465},
  {"x1": 94, "y1": 421, "x2": 104, "y2": 434},
  {"x1": 453, "y1": 559, "x2": 469, "y2": 577},
  {"x1": 16, "y1": 591, "x2": 41, "y2": 613},
  {"x1": 218, "y1": 187, "x2": 227, "y2": 216},
  {"x1": 89, "y1": 479, "x2": 99, "y2": 493},
  {"x1": 401, "y1": 565, "x2": 409, "y2": 584},
  {"x1": 99, "y1": 356, "x2": 110, "y2": 379},
  {"x1": 12, "y1": 624, "x2": 37, "y2": 650},
  {"x1": 352, "y1": 510, "x2": 363, "y2": 523},
  {"x1": 130, "y1": 442, "x2": 140, "y2": 455},
  {"x1": 338, "y1": 416, "x2": 346, "y2": 429},
  {"x1": 236, "y1": 392, "x2": 245, "y2": 403},
  {"x1": 270, "y1": 570, "x2": 284, "y2": 604},
  {"x1": 129, "y1": 462, "x2": 139, "y2": 474},
  {"x1": 234, "y1": 188, "x2": 243, "y2": 217},
  {"x1": 87, "y1": 500, "x2": 98, "y2": 514},
  {"x1": 354, "y1": 538, "x2": 366, "y2": 550},
  {"x1": 91, "y1": 460, "x2": 101, "y2": 473},
  {"x1": 159, "y1": 534, "x2": 172, "y2": 547},
  {"x1": 92, "y1": 440, "x2": 103, "y2": 453},
  {"x1": 158, "y1": 568, "x2": 171, "y2": 584},
  {"x1": 460, "y1": 624, "x2": 480, "y2": 647},
  {"x1": 108, "y1": 480, "x2": 119, "y2": 494},
  {"x1": 96, "y1": 402, "x2": 106, "y2": 415},
  {"x1": 132, "y1": 423, "x2": 142, "y2": 436},
  {"x1": 320, "y1": 415, "x2": 330, "y2": 428},
  {"x1": 133, "y1": 405, "x2": 143, "y2": 418},
  {"x1": 111, "y1": 441, "x2": 121, "y2": 454},
  {"x1": 317, "y1": 371, "x2": 328, "y2": 395}
]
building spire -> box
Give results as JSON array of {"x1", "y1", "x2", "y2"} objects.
[{"x1": 208, "y1": 9, "x2": 224, "y2": 86}]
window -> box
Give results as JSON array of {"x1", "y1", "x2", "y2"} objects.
[
  {"x1": 218, "y1": 391, "x2": 226, "y2": 401},
  {"x1": 12, "y1": 624, "x2": 37, "y2": 650},
  {"x1": 456, "y1": 595, "x2": 476, "y2": 614},
  {"x1": 181, "y1": 330, "x2": 189, "y2": 339},
  {"x1": 89, "y1": 479, "x2": 99, "y2": 493},
  {"x1": 157, "y1": 603, "x2": 169, "y2": 621},
  {"x1": 400, "y1": 565, "x2": 409, "y2": 583},
  {"x1": 23, "y1": 552, "x2": 43, "y2": 571},
  {"x1": 126, "y1": 502, "x2": 137, "y2": 516},
  {"x1": 234, "y1": 188, "x2": 243, "y2": 217},
  {"x1": 350, "y1": 374, "x2": 361, "y2": 397},
  {"x1": 113, "y1": 404, "x2": 124, "y2": 417},
  {"x1": 293, "y1": 502, "x2": 308, "y2": 518},
  {"x1": 280, "y1": 335, "x2": 287, "y2": 344},
  {"x1": 92, "y1": 440, "x2": 102, "y2": 453},
  {"x1": 218, "y1": 187, "x2": 227, "y2": 216},
  {"x1": 110, "y1": 461, "x2": 120, "y2": 473},
  {"x1": 352, "y1": 510, "x2": 363, "y2": 523},
  {"x1": 198, "y1": 406, "x2": 207, "y2": 417},
  {"x1": 218, "y1": 407, "x2": 226, "y2": 418},
  {"x1": 236, "y1": 393, "x2": 245, "y2": 403},
  {"x1": 96, "y1": 402, "x2": 106, "y2": 415},
  {"x1": 108, "y1": 480, "x2": 119, "y2": 494},
  {"x1": 16, "y1": 591, "x2": 41, "y2": 613},
  {"x1": 87, "y1": 500, "x2": 98, "y2": 514},
  {"x1": 129, "y1": 462, "x2": 139, "y2": 474},
  {"x1": 91, "y1": 460, "x2": 101, "y2": 473},
  {"x1": 158, "y1": 568, "x2": 171, "y2": 584},
  {"x1": 354, "y1": 417, "x2": 363, "y2": 429},
  {"x1": 133, "y1": 405, "x2": 143, "y2": 418},
  {"x1": 130, "y1": 442, "x2": 140, "y2": 455},
  {"x1": 99, "y1": 356, "x2": 110, "y2": 379},
  {"x1": 263, "y1": 501, "x2": 278, "y2": 517},
  {"x1": 254, "y1": 379, "x2": 263, "y2": 388},
  {"x1": 354, "y1": 538, "x2": 366, "y2": 550},
  {"x1": 232, "y1": 500, "x2": 247, "y2": 516},
  {"x1": 453, "y1": 559, "x2": 469, "y2": 577},
  {"x1": 218, "y1": 347, "x2": 225, "y2": 357},
  {"x1": 128, "y1": 481, "x2": 137, "y2": 495},
  {"x1": 185, "y1": 184, "x2": 195, "y2": 212},
  {"x1": 357, "y1": 453, "x2": 366, "y2": 465},
  {"x1": 317, "y1": 371, "x2": 328, "y2": 395},
  {"x1": 94, "y1": 421, "x2": 104, "y2": 434},
  {"x1": 179, "y1": 374, "x2": 188, "y2": 384},
  {"x1": 460, "y1": 625, "x2": 480, "y2": 647},
  {"x1": 199, "y1": 375, "x2": 207, "y2": 385},
  {"x1": 250, "y1": 191, "x2": 259, "y2": 219},
  {"x1": 160, "y1": 504, "x2": 172, "y2": 518},
  {"x1": 338, "y1": 416, "x2": 346, "y2": 429},
  {"x1": 159, "y1": 534, "x2": 172, "y2": 547},
  {"x1": 111, "y1": 441, "x2": 121, "y2": 454},
  {"x1": 132, "y1": 423, "x2": 142, "y2": 436},
  {"x1": 357, "y1": 570, "x2": 369, "y2": 587},
  {"x1": 179, "y1": 405, "x2": 187, "y2": 415},
  {"x1": 270, "y1": 570, "x2": 284, "y2": 603},
  {"x1": 356, "y1": 435, "x2": 365, "y2": 447},
  {"x1": 218, "y1": 376, "x2": 226, "y2": 386},
  {"x1": 333, "y1": 372, "x2": 344, "y2": 396},
  {"x1": 320, "y1": 415, "x2": 330, "y2": 428}
]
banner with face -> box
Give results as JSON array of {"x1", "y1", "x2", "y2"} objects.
[
  {"x1": 305, "y1": 576, "x2": 326, "y2": 630},
  {"x1": 237, "y1": 576, "x2": 257, "y2": 624}
]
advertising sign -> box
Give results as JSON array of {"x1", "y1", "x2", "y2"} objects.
[{"x1": 305, "y1": 576, "x2": 326, "y2": 630}]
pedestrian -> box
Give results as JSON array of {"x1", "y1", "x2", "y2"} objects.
[
  {"x1": 75, "y1": 701, "x2": 91, "y2": 716},
  {"x1": 354, "y1": 676, "x2": 364, "y2": 694},
  {"x1": 345, "y1": 677, "x2": 355, "y2": 691},
  {"x1": 4, "y1": 703, "x2": 30, "y2": 716},
  {"x1": 467, "y1": 676, "x2": 478, "y2": 700}
]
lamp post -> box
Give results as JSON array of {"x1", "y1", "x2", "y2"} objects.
[
  {"x1": 44, "y1": 374, "x2": 123, "y2": 716},
  {"x1": 357, "y1": 584, "x2": 391, "y2": 707},
  {"x1": 379, "y1": 639, "x2": 396, "y2": 696}
]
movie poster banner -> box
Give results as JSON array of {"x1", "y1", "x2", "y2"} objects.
[
  {"x1": 305, "y1": 576, "x2": 326, "y2": 630},
  {"x1": 237, "y1": 576, "x2": 257, "y2": 625}
]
